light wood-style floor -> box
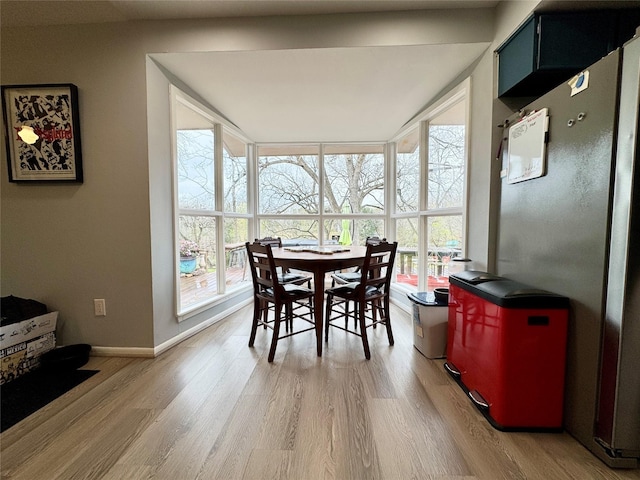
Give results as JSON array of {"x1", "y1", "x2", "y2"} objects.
[{"x1": 2, "y1": 304, "x2": 639, "y2": 480}]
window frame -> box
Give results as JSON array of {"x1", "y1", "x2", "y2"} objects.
[
  {"x1": 390, "y1": 79, "x2": 470, "y2": 293},
  {"x1": 170, "y1": 87, "x2": 253, "y2": 319},
  {"x1": 168, "y1": 77, "x2": 470, "y2": 318},
  {"x1": 254, "y1": 142, "x2": 389, "y2": 244}
]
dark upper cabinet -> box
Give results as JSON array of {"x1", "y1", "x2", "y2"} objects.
[{"x1": 497, "y1": 10, "x2": 640, "y2": 98}]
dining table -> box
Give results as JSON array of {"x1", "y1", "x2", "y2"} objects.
[{"x1": 271, "y1": 246, "x2": 369, "y2": 357}]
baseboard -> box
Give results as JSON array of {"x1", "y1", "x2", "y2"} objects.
[
  {"x1": 90, "y1": 297, "x2": 252, "y2": 358},
  {"x1": 90, "y1": 346, "x2": 155, "y2": 358},
  {"x1": 153, "y1": 297, "x2": 252, "y2": 356},
  {"x1": 390, "y1": 295, "x2": 412, "y2": 314}
]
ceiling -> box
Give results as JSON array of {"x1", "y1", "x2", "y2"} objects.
[
  {"x1": 0, "y1": 1, "x2": 501, "y2": 26},
  {"x1": 158, "y1": 43, "x2": 489, "y2": 142},
  {"x1": 1, "y1": 1, "x2": 498, "y2": 142},
  {"x1": 1, "y1": 0, "x2": 508, "y2": 142}
]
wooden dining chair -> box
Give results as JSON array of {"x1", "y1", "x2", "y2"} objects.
[
  {"x1": 330, "y1": 236, "x2": 386, "y2": 286},
  {"x1": 255, "y1": 237, "x2": 312, "y2": 288},
  {"x1": 330, "y1": 236, "x2": 387, "y2": 328},
  {"x1": 245, "y1": 241, "x2": 316, "y2": 362},
  {"x1": 324, "y1": 240, "x2": 398, "y2": 359}
]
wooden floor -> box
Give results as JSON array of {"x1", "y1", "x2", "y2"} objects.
[{"x1": 2, "y1": 305, "x2": 639, "y2": 480}]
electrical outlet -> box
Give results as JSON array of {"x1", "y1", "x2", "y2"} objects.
[{"x1": 94, "y1": 299, "x2": 106, "y2": 316}]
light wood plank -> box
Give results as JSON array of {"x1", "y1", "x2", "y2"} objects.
[
  {"x1": 242, "y1": 449, "x2": 292, "y2": 480},
  {"x1": 2, "y1": 304, "x2": 639, "y2": 480}
]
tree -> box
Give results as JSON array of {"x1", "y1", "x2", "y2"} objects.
[
  {"x1": 258, "y1": 151, "x2": 385, "y2": 242},
  {"x1": 428, "y1": 125, "x2": 465, "y2": 209}
]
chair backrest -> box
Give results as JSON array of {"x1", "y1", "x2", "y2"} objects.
[
  {"x1": 245, "y1": 241, "x2": 284, "y2": 297},
  {"x1": 255, "y1": 236, "x2": 283, "y2": 247},
  {"x1": 358, "y1": 241, "x2": 397, "y2": 294},
  {"x1": 365, "y1": 236, "x2": 386, "y2": 246}
]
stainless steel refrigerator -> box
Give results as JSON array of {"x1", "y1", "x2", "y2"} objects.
[{"x1": 496, "y1": 33, "x2": 640, "y2": 468}]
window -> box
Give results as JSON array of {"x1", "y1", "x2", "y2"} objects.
[
  {"x1": 392, "y1": 82, "x2": 468, "y2": 292},
  {"x1": 222, "y1": 130, "x2": 250, "y2": 288},
  {"x1": 173, "y1": 90, "x2": 250, "y2": 316},
  {"x1": 424, "y1": 102, "x2": 466, "y2": 291},
  {"x1": 170, "y1": 80, "x2": 468, "y2": 316},
  {"x1": 257, "y1": 144, "x2": 386, "y2": 246},
  {"x1": 258, "y1": 145, "x2": 320, "y2": 242},
  {"x1": 323, "y1": 145, "x2": 384, "y2": 215},
  {"x1": 395, "y1": 129, "x2": 420, "y2": 213},
  {"x1": 394, "y1": 128, "x2": 420, "y2": 288}
]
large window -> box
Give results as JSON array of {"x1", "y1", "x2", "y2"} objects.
[
  {"x1": 171, "y1": 80, "x2": 468, "y2": 317},
  {"x1": 392, "y1": 84, "x2": 468, "y2": 292},
  {"x1": 257, "y1": 144, "x2": 386, "y2": 246},
  {"x1": 173, "y1": 91, "x2": 250, "y2": 316}
]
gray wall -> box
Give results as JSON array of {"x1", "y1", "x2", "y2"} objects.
[
  {"x1": 1, "y1": 23, "x2": 154, "y2": 349},
  {"x1": 1, "y1": 5, "x2": 539, "y2": 351}
]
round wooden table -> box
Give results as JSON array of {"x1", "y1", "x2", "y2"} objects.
[{"x1": 271, "y1": 246, "x2": 369, "y2": 357}]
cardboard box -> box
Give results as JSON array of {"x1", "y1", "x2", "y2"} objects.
[
  {"x1": 0, "y1": 311, "x2": 58, "y2": 350},
  {"x1": 0, "y1": 312, "x2": 57, "y2": 384}
]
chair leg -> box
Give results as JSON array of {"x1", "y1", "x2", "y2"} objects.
[
  {"x1": 325, "y1": 294, "x2": 332, "y2": 341},
  {"x1": 372, "y1": 299, "x2": 378, "y2": 328},
  {"x1": 384, "y1": 297, "x2": 394, "y2": 345},
  {"x1": 249, "y1": 298, "x2": 260, "y2": 347},
  {"x1": 344, "y1": 299, "x2": 350, "y2": 329},
  {"x1": 353, "y1": 301, "x2": 358, "y2": 330},
  {"x1": 268, "y1": 303, "x2": 283, "y2": 362},
  {"x1": 285, "y1": 303, "x2": 291, "y2": 333},
  {"x1": 358, "y1": 300, "x2": 371, "y2": 359},
  {"x1": 262, "y1": 300, "x2": 269, "y2": 329}
]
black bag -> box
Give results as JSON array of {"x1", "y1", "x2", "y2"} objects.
[{"x1": 1, "y1": 295, "x2": 48, "y2": 326}]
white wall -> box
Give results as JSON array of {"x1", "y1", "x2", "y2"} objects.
[{"x1": 1, "y1": 7, "x2": 535, "y2": 351}]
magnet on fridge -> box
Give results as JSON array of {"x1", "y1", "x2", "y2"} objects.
[{"x1": 568, "y1": 71, "x2": 590, "y2": 96}]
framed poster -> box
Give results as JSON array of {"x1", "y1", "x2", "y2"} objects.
[
  {"x1": 2, "y1": 84, "x2": 83, "y2": 182},
  {"x1": 507, "y1": 108, "x2": 549, "y2": 184}
]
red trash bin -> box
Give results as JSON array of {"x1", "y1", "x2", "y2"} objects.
[{"x1": 445, "y1": 272, "x2": 570, "y2": 431}]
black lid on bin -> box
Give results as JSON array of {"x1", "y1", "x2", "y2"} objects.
[
  {"x1": 473, "y1": 279, "x2": 570, "y2": 309},
  {"x1": 450, "y1": 270, "x2": 502, "y2": 286},
  {"x1": 407, "y1": 292, "x2": 446, "y2": 307}
]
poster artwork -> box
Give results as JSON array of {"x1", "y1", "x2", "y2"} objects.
[{"x1": 2, "y1": 84, "x2": 83, "y2": 182}]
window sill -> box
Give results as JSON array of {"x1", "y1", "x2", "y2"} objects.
[{"x1": 177, "y1": 283, "x2": 252, "y2": 322}]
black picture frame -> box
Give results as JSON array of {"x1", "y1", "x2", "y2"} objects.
[{"x1": 2, "y1": 83, "x2": 83, "y2": 183}]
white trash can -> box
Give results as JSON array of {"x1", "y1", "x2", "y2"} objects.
[{"x1": 408, "y1": 292, "x2": 448, "y2": 359}]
